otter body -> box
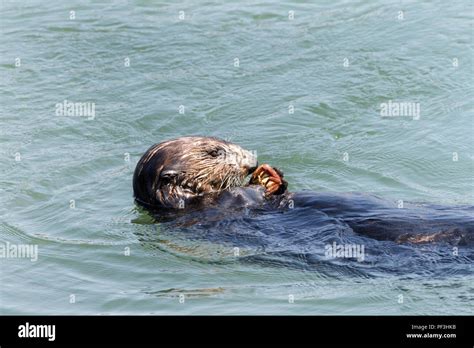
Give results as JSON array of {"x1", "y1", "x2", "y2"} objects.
[{"x1": 133, "y1": 136, "x2": 473, "y2": 246}]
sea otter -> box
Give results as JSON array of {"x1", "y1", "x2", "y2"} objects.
[{"x1": 133, "y1": 136, "x2": 473, "y2": 245}]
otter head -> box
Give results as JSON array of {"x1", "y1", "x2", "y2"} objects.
[{"x1": 133, "y1": 136, "x2": 258, "y2": 209}]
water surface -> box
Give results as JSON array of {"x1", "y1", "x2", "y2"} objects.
[{"x1": 0, "y1": 0, "x2": 473, "y2": 314}]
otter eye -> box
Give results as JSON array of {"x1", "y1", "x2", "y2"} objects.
[{"x1": 208, "y1": 149, "x2": 220, "y2": 157}]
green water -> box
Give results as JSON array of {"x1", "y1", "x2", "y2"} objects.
[{"x1": 1, "y1": 0, "x2": 473, "y2": 314}]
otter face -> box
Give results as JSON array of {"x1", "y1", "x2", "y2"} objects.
[{"x1": 133, "y1": 136, "x2": 258, "y2": 208}]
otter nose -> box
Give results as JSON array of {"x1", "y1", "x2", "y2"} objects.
[
  {"x1": 239, "y1": 148, "x2": 258, "y2": 174},
  {"x1": 248, "y1": 163, "x2": 258, "y2": 174}
]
